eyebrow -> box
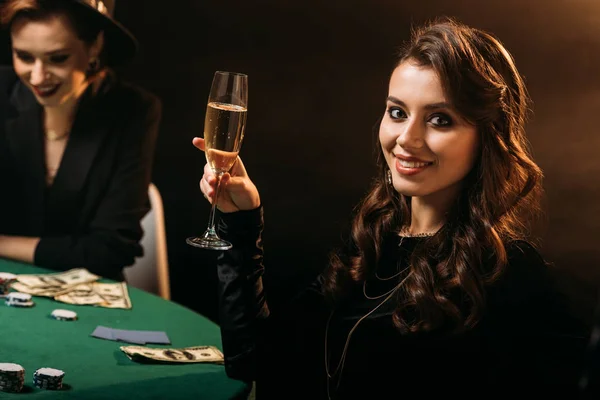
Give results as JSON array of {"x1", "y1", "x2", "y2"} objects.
[
  {"x1": 13, "y1": 48, "x2": 71, "y2": 55},
  {"x1": 386, "y1": 96, "x2": 452, "y2": 111}
]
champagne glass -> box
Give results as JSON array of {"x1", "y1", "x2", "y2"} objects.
[{"x1": 187, "y1": 71, "x2": 248, "y2": 250}]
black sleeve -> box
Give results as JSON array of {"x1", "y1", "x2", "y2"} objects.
[
  {"x1": 216, "y1": 207, "x2": 270, "y2": 381},
  {"x1": 216, "y1": 207, "x2": 326, "y2": 383},
  {"x1": 33, "y1": 92, "x2": 162, "y2": 280}
]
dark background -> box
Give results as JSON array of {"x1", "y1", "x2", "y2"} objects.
[
  {"x1": 4, "y1": 0, "x2": 600, "y2": 323},
  {"x1": 114, "y1": 0, "x2": 600, "y2": 323}
]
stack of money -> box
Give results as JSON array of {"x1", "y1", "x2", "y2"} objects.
[
  {"x1": 10, "y1": 269, "x2": 132, "y2": 309},
  {"x1": 11, "y1": 268, "x2": 99, "y2": 297},
  {"x1": 120, "y1": 345, "x2": 225, "y2": 364}
]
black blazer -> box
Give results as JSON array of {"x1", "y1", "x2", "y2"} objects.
[
  {"x1": 216, "y1": 208, "x2": 590, "y2": 399},
  {"x1": 0, "y1": 67, "x2": 161, "y2": 281}
]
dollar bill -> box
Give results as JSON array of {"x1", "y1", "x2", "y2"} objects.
[
  {"x1": 120, "y1": 345, "x2": 224, "y2": 364},
  {"x1": 54, "y1": 282, "x2": 132, "y2": 309},
  {"x1": 10, "y1": 282, "x2": 75, "y2": 297},
  {"x1": 9, "y1": 269, "x2": 132, "y2": 309},
  {"x1": 16, "y1": 268, "x2": 99, "y2": 288}
]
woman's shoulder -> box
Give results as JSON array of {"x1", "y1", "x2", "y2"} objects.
[
  {"x1": 496, "y1": 239, "x2": 551, "y2": 285},
  {"x1": 505, "y1": 239, "x2": 547, "y2": 270},
  {"x1": 488, "y1": 239, "x2": 559, "y2": 306}
]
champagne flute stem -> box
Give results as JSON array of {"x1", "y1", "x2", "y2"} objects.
[{"x1": 205, "y1": 172, "x2": 224, "y2": 236}]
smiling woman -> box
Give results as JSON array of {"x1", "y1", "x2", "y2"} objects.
[
  {"x1": 0, "y1": 0, "x2": 161, "y2": 281},
  {"x1": 190, "y1": 17, "x2": 590, "y2": 399},
  {"x1": 379, "y1": 62, "x2": 479, "y2": 207},
  {"x1": 10, "y1": 13, "x2": 103, "y2": 110}
]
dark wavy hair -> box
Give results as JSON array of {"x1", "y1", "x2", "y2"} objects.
[{"x1": 323, "y1": 17, "x2": 543, "y2": 333}]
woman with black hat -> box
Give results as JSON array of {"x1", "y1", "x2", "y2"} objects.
[{"x1": 0, "y1": 0, "x2": 161, "y2": 281}]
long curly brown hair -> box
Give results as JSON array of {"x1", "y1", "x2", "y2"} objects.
[{"x1": 323, "y1": 18, "x2": 543, "y2": 333}]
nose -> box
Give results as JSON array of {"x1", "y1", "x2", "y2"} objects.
[
  {"x1": 29, "y1": 60, "x2": 47, "y2": 86},
  {"x1": 396, "y1": 118, "x2": 425, "y2": 149}
]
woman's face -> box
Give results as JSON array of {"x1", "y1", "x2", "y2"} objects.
[
  {"x1": 379, "y1": 61, "x2": 479, "y2": 204},
  {"x1": 10, "y1": 13, "x2": 99, "y2": 108}
]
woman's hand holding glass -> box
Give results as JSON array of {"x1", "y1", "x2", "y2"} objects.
[{"x1": 192, "y1": 137, "x2": 260, "y2": 213}]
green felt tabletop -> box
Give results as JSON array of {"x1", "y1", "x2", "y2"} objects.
[{"x1": 0, "y1": 258, "x2": 250, "y2": 400}]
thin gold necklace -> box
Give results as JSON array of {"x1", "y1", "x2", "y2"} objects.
[
  {"x1": 324, "y1": 270, "x2": 413, "y2": 399},
  {"x1": 398, "y1": 229, "x2": 437, "y2": 238}
]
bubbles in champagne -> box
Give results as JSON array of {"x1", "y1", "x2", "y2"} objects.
[
  {"x1": 207, "y1": 148, "x2": 239, "y2": 173},
  {"x1": 204, "y1": 102, "x2": 247, "y2": 173}
]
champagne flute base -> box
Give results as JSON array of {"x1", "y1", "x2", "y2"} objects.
[{"x1": 186, "y1": 235, "x2": 232, "y2": 250}]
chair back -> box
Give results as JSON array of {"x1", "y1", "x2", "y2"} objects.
[{"x1": 124, "y1": 183, "x2": 171, "y2": 300}]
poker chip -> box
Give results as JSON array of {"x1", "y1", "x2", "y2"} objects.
[
  {"x1": 5, "y1": 301, "x2": 35, "y2": 307},
  {"x1": 0, "y1": 272, "x2": 16, "y2": 298},
  {"x1": 33, "y1": 368, "x2": 65, "y2": 390},
  {"x1": 51, "y1": 309, "x2": 78, "y2": 321},
  {"x1": 0, "y1": 363, "x2": 25, "y2": 393},
  {"x1": 5, "y1": 292, "x2": 34, "y2": 307}
]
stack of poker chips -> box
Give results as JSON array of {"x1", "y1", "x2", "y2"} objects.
[
  {"x1": 33, "y1": 368, "x2": 65, "y2": 390},
  {"x1": 0, "y1": 272, "x2": 16, "y2": 298},
  {"x1": 5, "y1": 292, "x2": 34, "y2": 307},
  {"x1": 0, "y1": 363, "x2": 25, "y2": 393}
]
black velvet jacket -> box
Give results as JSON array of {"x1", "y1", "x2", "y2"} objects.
[
  {"x1": 0, "y1": 67, "x2": 161, "y2": 280},
  {"x1": 216, "y1": 207, "x2": 589, "y2": 399}
]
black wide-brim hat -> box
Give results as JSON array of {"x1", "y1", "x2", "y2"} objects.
[
  {"x1": 66, "y1": 0, "x2": 138, "y2": 66},
  {"x1": 0, "y1": 0, "x2": 138, "y2": 67}
]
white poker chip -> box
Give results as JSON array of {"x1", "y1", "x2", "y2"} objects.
[
  {"x1": 6, "y1": 292, "x2": 31, "y2": 302},
  {"x1": 50, "y1": 309, "x2": 78, "y2": 321},
  {"x1": 5, "y1": 300, "x2": 35, "y2": 308},
  {"x1": 34, "y1": 367, "x2": 65, "y2": 377},
  {"x1": 0, "y1": 272, "x2": 17, "y2": 281},
  {"x1": 0, "y1": 363, "x2": 24, "y2": 372}
]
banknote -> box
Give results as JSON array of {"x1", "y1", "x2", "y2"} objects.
[
  {"x1": 10, "y1": 282, "x2": 74, "y2": 297},
  {"x1": 10, "y1": 269, "x2": 132, "y2": 309},
  {"x1": 54, "y1": 282, "x2": 132, "y2": 309},
  {"x1": 120, "y1": 345, "x2": 224, "y2": 364},
  {"x1": 16, "y1": 268, "x2": 99, "y2": 288}
]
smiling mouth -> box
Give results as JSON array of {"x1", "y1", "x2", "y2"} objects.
[
  {"x1": 33, "y1": 84, "x2": 60, "y2": 98},
  {"x1": 397, "y1": 159, "x2": 433, "y2": 168},
  {"x1": 395, "y1": 158, "x2": 434, "y2": 176}
]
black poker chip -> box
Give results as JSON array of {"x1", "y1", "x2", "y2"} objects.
[
  {"x1": 0, "y1": 363, "x2": 25, "y2": 393},
  {"x1": 33, "y1": 368, "x2": 65, "y2": 390}
]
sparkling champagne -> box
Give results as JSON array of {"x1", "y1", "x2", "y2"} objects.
[{"x1": 204, "y1": 101, "x2": 247, "y2": 174}]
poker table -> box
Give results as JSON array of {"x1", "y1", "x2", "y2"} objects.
[{"x1": 0, "y1": 258, "x2": 251, "y2": 400}]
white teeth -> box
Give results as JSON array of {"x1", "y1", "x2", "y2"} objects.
[
  {"x1": 36, "y1": 85, "x2": 57, "y2": 93},
  {"x1": 398, "y1": 160, "x2": 430, "y2": 168}
]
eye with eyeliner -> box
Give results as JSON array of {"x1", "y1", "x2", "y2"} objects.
[
  {"x1": 429, "y1": 113, "x2": 453, "y2": 127},
  {"x1": 14, "y1": 51, "x2": 34, "y2": 63},
  {"x1": 49, "y1": 54, "x2": 70, "y2": 64},
  {"x1": 387, "y1": 106, "x2": 406, "y2": 120}
]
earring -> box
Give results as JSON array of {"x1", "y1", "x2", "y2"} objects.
[
  {"x1": 387, "y1": 170, "x2": 392, "y2": 185},
  {"x1": 88, "y1": 57, "x2": 99, "y2": 73}
]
